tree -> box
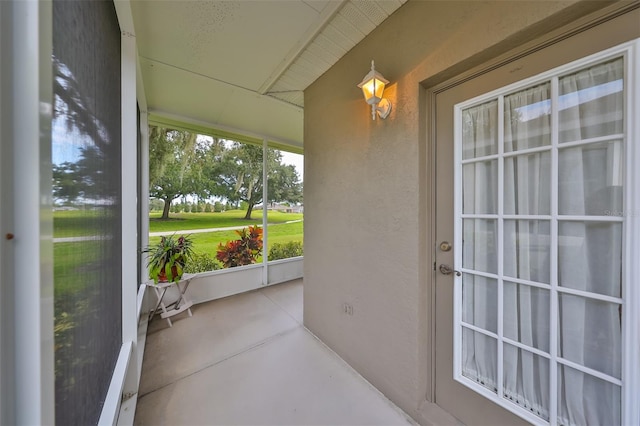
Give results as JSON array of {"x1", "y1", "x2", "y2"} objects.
[
  {"x1": 210, "y1": 143, "x2": 266, "y2": 219},
  {"x1": 149, "y1": 127, "x2": 203, "y2": 219},
  {"x1": 53, "y1": 162, "x2": 83, "y2": 206},
  {"x1": 205, "y1": 143, "x2": 303, "y2": 220},
  {"x1": 268, "y1": 163, "x2": 303, "y2": 206}
]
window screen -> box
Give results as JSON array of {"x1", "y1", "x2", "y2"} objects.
[{"x1": 52, "y1": 1, "x2": 122, "y2": 424}]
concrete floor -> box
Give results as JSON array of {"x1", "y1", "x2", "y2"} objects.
[{"x1": 134, "y1": 279, "x2": 415, "y2": 425}]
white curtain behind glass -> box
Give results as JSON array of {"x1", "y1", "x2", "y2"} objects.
[
  {"x1": 461, "y1": 101, "x2": 499, "y2": 392},
  {"x1": 503, "y1": 82, "x2": 552, "y2": 420},
  {"x1": 556, "y1": 58, "x2": 623, "y2": 426},
  {"x1": 461, "y1": 58, "x2": 623, "y2": 425}
]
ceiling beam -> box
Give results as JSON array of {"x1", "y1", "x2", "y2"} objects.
[{"x1": 257, "y1": 0, "x2": 348, "y2": 95}]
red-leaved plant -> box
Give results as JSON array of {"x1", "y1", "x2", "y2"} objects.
[{"x1": 216, "y1": 226, "x2": 263, "y2": 268}]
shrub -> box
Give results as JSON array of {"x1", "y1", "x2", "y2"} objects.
[
  {"x1": 214, "y1": 201, "x2": 223, "y2": 212},
  {"x1": 216, "y1": 226, "x2": 263, "y2": 268},
  {"x1": 184, "y1": 252, "x2": 221, "y2": 273},
  {"x1": 269, "y1": 241, "x2": 303, "y2": 260},
  {"x1": 204, "y1": 203, "x2": 212, "y2": 213},
  {"x1": 143, "y1": 234, "x2": 194, "y2": 283}
]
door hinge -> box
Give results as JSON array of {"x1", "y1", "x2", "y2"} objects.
[{"x1": 433, "y1": 261, "x2": 436, "y2": 271}]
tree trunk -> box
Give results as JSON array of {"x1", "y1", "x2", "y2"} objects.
[
  {"x1": 161, "y1": 199, "x2": 172, "y2": 219},
  {"x1": 244, "y1": 202, "x2": 254, "y2": 219}
]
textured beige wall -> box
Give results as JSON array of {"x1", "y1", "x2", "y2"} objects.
[{"x1": 303, "y1": 1, "x2": 630, "y2": 422}]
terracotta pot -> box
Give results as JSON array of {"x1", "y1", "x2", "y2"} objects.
[{"x1": 157, "y1": 265, "x2": 180, "y2": 283}]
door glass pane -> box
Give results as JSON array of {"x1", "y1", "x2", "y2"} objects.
[
  {"x1": 559, "y1": 58, "x2": 624, "y2": 143},
  {"x1": 558, "y1": 221, "x2": 622, "y2": 297},
  {"x1": 504, "y1": 282, "x2": 550, "y2": 352},
  {"x1": 504, "y1": 82, "x2": 551, "y2": 152},
  {"x1": 504, "y1": 220, "x2": 550, "y2": 284},
  {"x1": 463, "y1": 219, "x2": 497, "y2": 274},
  {"x1": 463, "y1": 160, "x2": 497, "y2": 214},
  {"x1": 504, "y1": 151, "x2": 551, "y2": 215},
  {"x1": 462, "y1": 100, "x2": 498, "y2": 159},
  {"x1": 462, "y1": 328, "x2": 497, "y2": 394},
  {"x1": 558, "y1": 364, "x2": 621, "y2": 426},
  {"x1": 558, "y1": 141, "x2": 623, "y2": 216},
  {"x1": 503, "y1": 344, "x2": 550, "y2": 421},
  {"x1": 462, "y1": 274, "x2": 497, "y2": 333},
  {"x1": 558, "y1": 293, "x2": 621, "y2": 378}
]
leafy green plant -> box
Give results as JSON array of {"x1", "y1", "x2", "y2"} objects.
[
  {"x1": 184, "y1": 252, "x2": 222, "y2": 273},
  {"x1": 143, "y1": 234, "x2": 194, "y2": 283},
  {"x1": 268, "y1": 241, "x2": 303, "y2": 260},
  {"x1": 216, "y1": 226, "x2": 263, "y2": 268}
]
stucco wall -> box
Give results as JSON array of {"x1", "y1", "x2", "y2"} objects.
[{"x1": 303, "y1": 0, "x2": 628, "y2": 423}]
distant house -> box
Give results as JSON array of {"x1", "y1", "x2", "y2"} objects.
[{"x1": 257, "y1": 203, "x2": 304, "y2": 214}]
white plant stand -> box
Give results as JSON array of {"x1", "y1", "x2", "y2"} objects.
[{"x1": 146, "y1": 275, "x2": 194, "y2": 327}]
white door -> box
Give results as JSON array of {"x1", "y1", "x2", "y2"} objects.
[{"x1": 433, "y1": 15, "x2": 639, "y2": 426}]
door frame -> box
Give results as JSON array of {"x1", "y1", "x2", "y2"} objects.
[{"x1": 424, "y1": 2, "x2": 640, "y2": 424}]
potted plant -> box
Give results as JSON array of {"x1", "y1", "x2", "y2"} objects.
[{"x1": 143, "y1": 234, "x2": 194, "y2": 283}]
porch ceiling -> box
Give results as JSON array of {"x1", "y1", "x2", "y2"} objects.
[{"x1": 130, "y1": 0, "x2": 407, "y2": 150}]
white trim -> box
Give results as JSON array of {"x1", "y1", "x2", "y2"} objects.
[
  {"x1": 109, "y1": 25, "x2": 140, "y2": 426},
  {"x1": 262, "y1": 138, "x2": 269, "y2": 286},
  {"x1": 496, "y1": 94, "x2": 505, "y2": 401},
  {"x1": 120, "y1": 26, "x2": 138, "y2": 366},
  {"x1": 10, "y1": 1, "x2": 55, "y2": 424},
  {"x1": 148, "y1": 109, "x2": 304, "y2": 152},
  {"x1": 98, "y1": 342, "x2": 133, "y2": 426},
  {"x1": 453, "y1": 103, "x2": 463, "y2": 381},
  {"x1": 453, "y1": 40, "x2": 639, "y2": 425},
  {"x1": 622, "y1": 37, "x2": 640, "y2": 426},
  {"x1": 139, "y1": 111, "x2": 150, "y2": 283}
]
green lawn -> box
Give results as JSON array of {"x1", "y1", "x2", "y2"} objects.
[
  {"x1": 149, "y1": 210, "x2": 303, "y2": 262},
  {"x1": 53, "y1": 209, "x2": 302, "y2": 237},
  {"x1": 54, "y1": 209, "x2": 110, "y2": 238},
  {"x1": 54, "y1": 209, "x2": 303, "y2": 282},
  {"x1": 148, "y1": 221, "x2": 303, "y2": 259},
  {"x1": 149, "y1": 210, "x2": 303, "y2": 233}
]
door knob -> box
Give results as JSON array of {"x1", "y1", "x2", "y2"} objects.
[{"x1": 439, "y1": 264, "x2": 461, "y2": 276}]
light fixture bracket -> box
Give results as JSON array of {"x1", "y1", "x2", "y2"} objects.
[{"x1": 374, "y1": 98, "x2": 391, "y2": 120}]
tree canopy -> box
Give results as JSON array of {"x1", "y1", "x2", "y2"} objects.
[{"x1": 148, "y1": 127, "x2": 302, "y2": 219}]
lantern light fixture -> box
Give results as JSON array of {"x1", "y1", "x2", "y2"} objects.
[{"x1": 357, "y1": 60, "x2": 392, "y2": 120}]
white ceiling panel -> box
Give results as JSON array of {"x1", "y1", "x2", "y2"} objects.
[{"x1": 131, "y1": 0, "x2": 407, "y2": 149}]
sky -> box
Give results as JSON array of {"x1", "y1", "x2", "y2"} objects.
[{"x1": 281, "y1": 150, "x2": 304, "y2": 181}]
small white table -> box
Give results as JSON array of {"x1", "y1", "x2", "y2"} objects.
[{"x1": 146, "y1": 274, "x2": 194, "y2": 327}]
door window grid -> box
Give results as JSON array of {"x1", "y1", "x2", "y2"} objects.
[{"x1": 454, "y1": 51, "x2": 629, "y2": 425}]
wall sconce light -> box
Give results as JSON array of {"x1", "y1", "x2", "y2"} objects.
[{"x1": 357, "y1": 60, "x2": 392, "y2": 120}]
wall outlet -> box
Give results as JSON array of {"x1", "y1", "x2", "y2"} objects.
[{"x1": 343, "y1": 303, "x2": 353, "y2": 316}]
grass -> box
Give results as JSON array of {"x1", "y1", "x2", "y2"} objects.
[
  {"x1": 148, "y1": 221, "x2": 303, "y2": 259},
  {"x1": 147, "y1": 210, "x2": 303, "y2": 261},
  {"x1": 54, "y1": 209, "x2": 110, "y2": 238},
  {"x1": 53, "y1": 209, "x2": 303, "y2": 289},
  {"x1": 54, "y1": 241, "x2": 103, "y2": 295},
  {"x1": 53, "y1": 209, "x2": 302, "y2": 237},
  {"x1": 148, "y1": 210, "x2": 303, "y2": 233}
]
